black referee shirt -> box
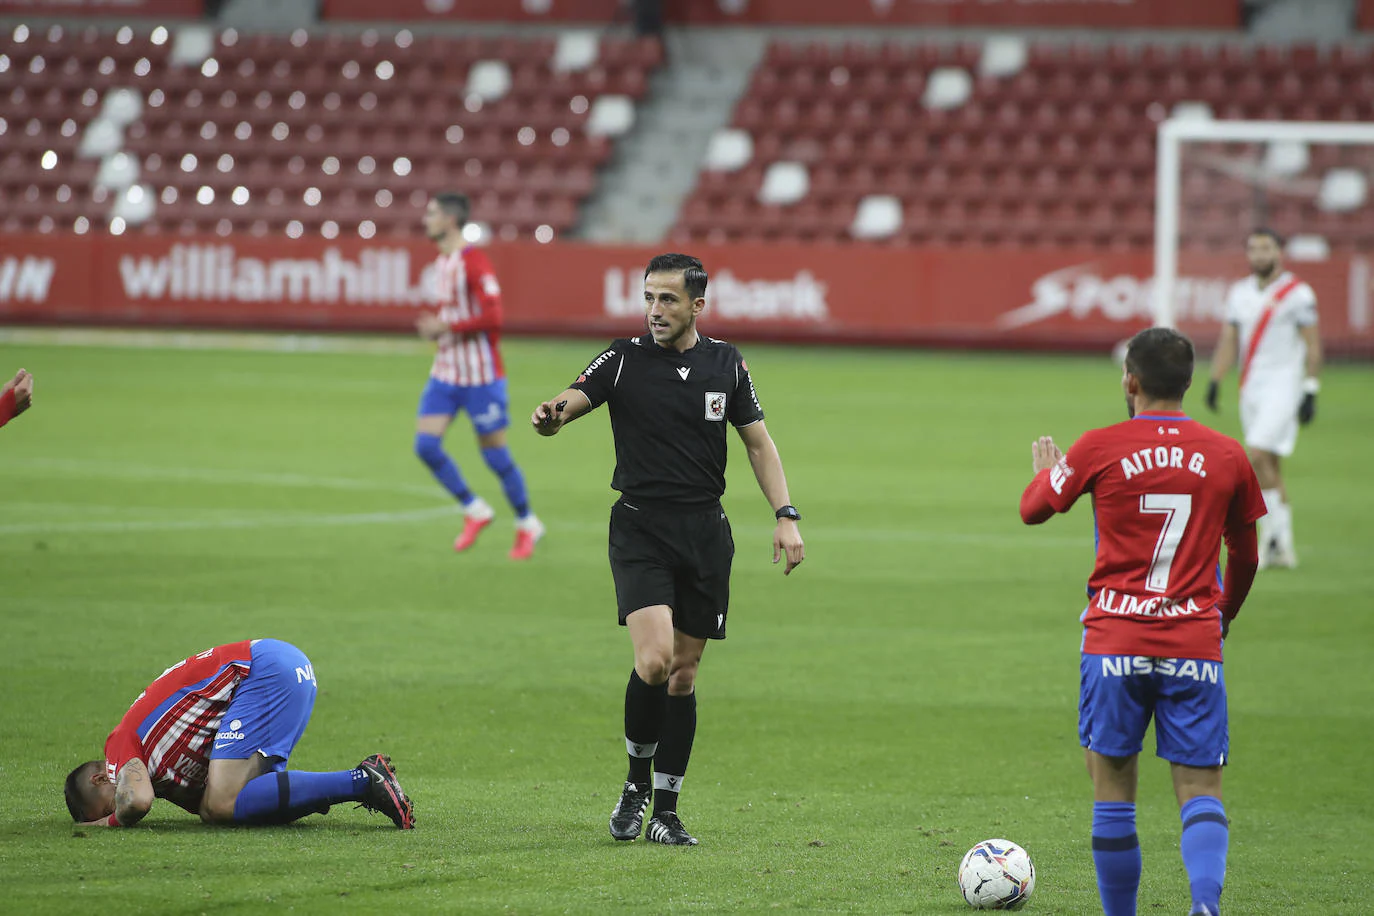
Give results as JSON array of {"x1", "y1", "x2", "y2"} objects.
[{"x1": 569, "y1": 333, "x2": 765, "y2": 506}]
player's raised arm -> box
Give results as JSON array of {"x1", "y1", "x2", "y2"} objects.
[
  {"x1": 531, "y1": 389, "x2": 592, "y2": 436},
  {"x1": 1019, "y1": 436, "x2": 1065, "y2": 524}
]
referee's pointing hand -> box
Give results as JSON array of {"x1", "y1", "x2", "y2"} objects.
[
  {"x1": 532, "y1": 399, "x2": 566, "y2": 436},
  {"x1": 774, "y1": 520, "x2": 804, "y2": 575}
]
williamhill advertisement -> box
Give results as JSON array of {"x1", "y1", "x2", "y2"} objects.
[{"x1": 1, "y1": 233, "x2": 1369, "y2": 355}]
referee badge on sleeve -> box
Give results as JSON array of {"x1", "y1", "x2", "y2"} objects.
[{"x1": 705, "y1": 392, "x2": 727, "y2": 421}]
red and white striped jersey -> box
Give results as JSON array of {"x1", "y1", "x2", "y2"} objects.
[
  {"x1": 104, "y1": 641, "x2": 254, "y2": 796},
  {"x1": 1223, "y1": 271, "x2": 1317, "y2": 389},
  {"x1": 430, "y1": 246, "x2": 505, "y2": 386}
]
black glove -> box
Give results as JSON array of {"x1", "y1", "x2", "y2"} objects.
[
  {"x1": 1204, "y1": 379, "x2": 1220, "y2": 412},
  {"x1": 1298, "y1": 392, "x2": 1317, "y2": 425}
]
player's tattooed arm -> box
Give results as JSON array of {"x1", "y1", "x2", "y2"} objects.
[{"x1": 113, "y1": 759, "x2": 155, "y2": 826}]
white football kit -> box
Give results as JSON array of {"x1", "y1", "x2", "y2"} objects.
[{"x1": 1223, "y1": 270, "x2": 1317, "y2": 457}]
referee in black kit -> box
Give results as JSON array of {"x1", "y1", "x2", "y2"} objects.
[{"x1": 530, "y1": 253, "x2": 805, "y2": 846}]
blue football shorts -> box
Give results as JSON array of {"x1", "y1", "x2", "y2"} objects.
[
  {"x1": 416, "y1": 377, "x2": 510, "y2": 434},
  {"x1": 209, "y1": 639, "x2": 318, "y2": 769},
  {"x1": 1078, "y1": 653, "x2": 1229, "y2": 767}
]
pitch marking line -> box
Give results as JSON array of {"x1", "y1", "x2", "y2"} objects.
[
  {"x1": 0, "y1": 327, "x2": 429, "y2": 355},
  {"x1": 0, "y1": 458, "x2": 445, "y2": 499},
  {"x1": 0, "y1": 505, "x2": 457, "y2": 536}
]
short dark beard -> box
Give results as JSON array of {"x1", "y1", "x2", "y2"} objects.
[{"x1": 1125, "y1": 396, "x2": 1136, "y2": 419}]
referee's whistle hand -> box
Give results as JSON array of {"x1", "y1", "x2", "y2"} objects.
[
  {"x1": 774, "y1": 522, "x2": 804, "y2": 575},
  {"x1": 531, "y1": 400, "x2": 564, "y2": 436}
]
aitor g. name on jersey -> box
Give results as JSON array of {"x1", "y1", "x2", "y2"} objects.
[{"x1": 570, "y1": 334, "x2": 765, "y2": 506}]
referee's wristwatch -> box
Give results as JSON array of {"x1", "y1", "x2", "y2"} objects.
[{"x1": 774, "y1": 505, "x2": 801, "y2": 522}]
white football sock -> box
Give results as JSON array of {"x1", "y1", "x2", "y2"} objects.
[
  {"x1": 464, "y1": 497, "x2": 495, "y2": 521},
  {"x1": 1259, "y1": 488, "x2": 1282, "y2": 551},
  {"x1": 1276, "y1": 499, "x2": 1295, "y2": 553}
]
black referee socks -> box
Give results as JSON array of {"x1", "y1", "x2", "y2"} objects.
[
  {"x1": 624, "y1": 669, "x2": 667, "y2": 785},
  {"x1": 652, "y1": 691, "x2": 697, "y2": 816}
]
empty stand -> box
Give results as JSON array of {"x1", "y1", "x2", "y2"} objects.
[
  {"x1": 674, "y1": 38, "x2": 1374, "y2": 250},
  {"x1": 0, "y1": 24, "x2": 661, "y2": 238}
]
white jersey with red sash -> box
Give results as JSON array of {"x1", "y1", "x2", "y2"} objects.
[{"x1": 1223, "y1": 271, "x2": 1317, "y2": 390}]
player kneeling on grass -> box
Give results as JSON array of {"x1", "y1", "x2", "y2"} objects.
[
  {"x1": 64, "y1": 639, "x2": 415, "y2": 829},
  {"x1": 1020, "y1": 328, "x2": 1264, "y2": 916}
]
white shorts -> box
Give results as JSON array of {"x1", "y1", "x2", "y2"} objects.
[{"x1": 1240, "y1": 377, "x2": 1302, "y2": 457}]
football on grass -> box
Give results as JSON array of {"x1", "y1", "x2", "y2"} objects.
[{"x1": 957, "y1": 838, "x2": 1036, "y2": 910}]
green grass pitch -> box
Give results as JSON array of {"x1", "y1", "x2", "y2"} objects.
[{"x1": 1, "y1": 333, "x2": 1370, "y2": 914}]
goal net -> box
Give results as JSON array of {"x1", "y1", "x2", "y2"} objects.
[{"x1": 1154, "y1": 118, "x2": 1374, "y2": 358}]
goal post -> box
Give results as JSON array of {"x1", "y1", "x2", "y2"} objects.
[{"x1": 1153, "y1": 117, "x2": 1374, "y2": 329}]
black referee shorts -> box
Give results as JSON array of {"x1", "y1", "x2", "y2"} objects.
[{"x1": 607, "y1": 498, "x2": 734, "y2": 640}]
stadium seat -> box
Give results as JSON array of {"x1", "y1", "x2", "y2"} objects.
[
  {"x1": 1, "y1": 26, "x2": 661, "y2": 239},
  {"x1": 704, "y1": 128, "x2": 754, "y2": 173},
  {"x1": 1317, "y1": 169, "x2": 1367, "y2": 212},
  {"x1": 585, "y1": 94, "x2": 635, "y2": 137},
  {"x1": 850, "y1": 194, "x2": 901, "y2": 240}
]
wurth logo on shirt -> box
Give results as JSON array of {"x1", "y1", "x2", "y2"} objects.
[{"x1": 578, "y1": 349, "x2": 617, "y2": 382}]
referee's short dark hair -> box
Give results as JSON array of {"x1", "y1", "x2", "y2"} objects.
[
  {"x1": 646, "y1": 253, "x2": 708, "y2": 299},
  {"x1": 433, "y1": 192, "x2": 470, "y2": 226},
  {"x1": 1248, "y1": 226, "x2": 1284, "y2": 247},
  {"x1": 1125, "y1": 326, "x2": 1194, "y2": 401}
]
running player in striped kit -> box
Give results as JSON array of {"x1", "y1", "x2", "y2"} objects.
[
  {"x1": 64, "y1": 639, "x2": 414, "y2": 828},
  {"x1": 415, "y1": 193, "x2": 543, "y2": 560},
  {"x1": 1204, "y1": 228, "x2": 1322, "y2": 568}
]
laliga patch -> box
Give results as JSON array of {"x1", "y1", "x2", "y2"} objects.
[
  {"x1": 1050, "y1": 457, "x2": 1074, "y2": 495},
  {"x1": 705, "y1": 392, "x2": 726, "y2": 421}
]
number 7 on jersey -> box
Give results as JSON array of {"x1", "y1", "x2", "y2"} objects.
[{"x1": 1139, "y1": 493, "x2": 1193, "y2": 593}]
